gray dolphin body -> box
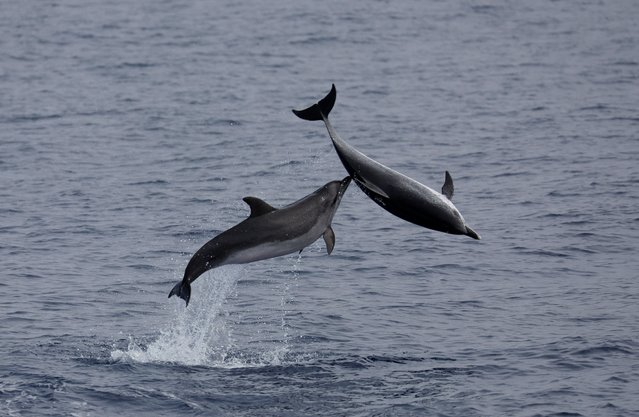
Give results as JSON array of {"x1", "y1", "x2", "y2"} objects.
[
  {"x1": 169, "y1": 177, "x2": 351, "y2": 306},
  {"x1": 293, "y1": 85, "x2": 479, "y2": 240}
]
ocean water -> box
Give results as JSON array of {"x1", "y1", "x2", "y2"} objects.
[{"x1": 1, "y1": 0, "x2": 638, "y2": 416}]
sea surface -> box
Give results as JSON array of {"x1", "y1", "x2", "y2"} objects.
[{"x1": 1, "y1": 0, "x2": 638, "y2": 416}]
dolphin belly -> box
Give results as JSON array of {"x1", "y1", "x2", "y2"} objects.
[{"x1": 224, "y1": 225, "x2": 325, "y2": 265}]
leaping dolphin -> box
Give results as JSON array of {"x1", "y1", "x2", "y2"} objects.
[
  {"x1": 293, "y1": 84, "x2": 480, "y2": 240},
  {"x1": 169, "y1": 177, "x2": 351, "y2": 306}
]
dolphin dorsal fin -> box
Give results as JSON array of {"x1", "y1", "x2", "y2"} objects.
[
  {"x1": 442, "y1": 171, "x2": 454, "y2": 200},
  {"x1": 242, "y1": 197, "x2": 277, "y2": 218}
]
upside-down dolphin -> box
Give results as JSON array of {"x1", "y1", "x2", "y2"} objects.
[
  {"x1": 293, "y1": 84, "x2": 480, "y2": 240},
  {"x1": 169, "y1": 177, "x2": 351, "y2": 306}
]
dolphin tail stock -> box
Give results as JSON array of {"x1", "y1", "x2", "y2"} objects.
[
  {"x1": 168, "y1": 280, "x2": 192, "y2": 306},
  {"x1": 292, "y1": 84, "x2": 337, "y2": 121}
]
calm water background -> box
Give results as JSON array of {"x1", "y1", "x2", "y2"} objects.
[{"x1": 1, "y1": 0, "x2": 638, "y2": 416}]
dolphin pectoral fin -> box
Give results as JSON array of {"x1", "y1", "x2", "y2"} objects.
[
  {"x1": 292, "y1": 84, "x2": 337, "y2": 121},
  {"x1": 243, "y1": 197, "x2": 277, "y2": 218},
  {"x1": 323, "y1": 226, "x2": 336, "y2": 255},
  {"x1": 353, "y1": 176, "x2": 390, "y2": 199},
  {"x1": 169, "y1": 280, "x2": 192, "y2": 307},
  {"x1": 442, "y1": 171, "x2": 454, "y2": 200}
]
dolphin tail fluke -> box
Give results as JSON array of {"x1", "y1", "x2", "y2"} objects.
[
  {"x1": 465, "y1": 226, "x2": 481, "y2": 240},
  {"x1": 292, "y1": 84, "x2": 336, "y2": 121},
  {"x1": 168, "y1": 280, "x2": 191, "y2": 306}
]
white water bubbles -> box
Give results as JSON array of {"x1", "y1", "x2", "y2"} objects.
[
  {"x1": 111, "y1": 266, "x2": 243, "y2": 367},
  {"x1": 111, "y1": 258, "x2": 312, "y2": 368}
]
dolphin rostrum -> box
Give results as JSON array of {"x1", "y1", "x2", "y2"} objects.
[
  {"x1": 293, "y1": 84, "x2": 480, "y2": 240},
  {"x1": 169, "y1": 177, "x2": 351, "y2": 306}
]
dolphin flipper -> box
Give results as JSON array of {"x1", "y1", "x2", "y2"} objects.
[
  {"x1": 323, "y1": 226, "x2": 335, "y2": 255},
  {"x1": 168, "y1": 280, "x2": 192, "y2": 306},
  {"x1": 353, "y1": 175, "x2": 390, "y2": 200},
  {"x1": 292, "y1": 84, "x2": 337, "y2": 121},
  {"x1": 442, "y1": 171, "x2": 454, "y2": 200}
]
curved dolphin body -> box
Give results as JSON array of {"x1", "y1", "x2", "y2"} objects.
[
  {"x1": 169, "y1": 177, "x2": 351, "y2": 306},
  {"x1": 293, "y1": 85, "x2": 479, "y2": 240}
]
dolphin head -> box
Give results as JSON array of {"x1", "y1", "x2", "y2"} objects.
[
  {"x1": 322, "y1": 176, "x2": 351, "y2": 208},
  {"x1": 436, "y1": 201, "x2": 481, "y2": 240},
  {"x1": 314, "y1": 176, "x2": 351, "y2": 217}
]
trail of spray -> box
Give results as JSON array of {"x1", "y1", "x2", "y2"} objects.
[
  {"x1": 111, "y1": 259, "x2": 312, "y2": 368},
  {"x1": 111, "y1": 266, "x2": 243, "y2": 367},
  {"x1": 279, "y1": 253, "x2": 303, "y2": 351}
]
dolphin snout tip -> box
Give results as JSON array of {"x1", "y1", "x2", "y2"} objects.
[
  {"x1": 340, "y1": 176, "x2": 352, "y2": 190},
  {"x1": 465, "y1": 226, "x2": 481, "y2": 240}
]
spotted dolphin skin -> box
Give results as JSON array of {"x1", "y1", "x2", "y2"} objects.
[
  {"x1": 293, "y1": 84, "x2": 480, "y2": 240},
  {"x1": 169, "y1": 177, "x2": 351, "y2": 306}
]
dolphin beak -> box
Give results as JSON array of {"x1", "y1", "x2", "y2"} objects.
[
  {"x1": 465, "y1": 226, "x2": 481, "y2": 240},
  {"x1": 338, "y1": 176, "x2": 352, "y2": 196}
]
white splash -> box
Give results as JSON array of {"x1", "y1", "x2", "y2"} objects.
[
  {"x1": 112, "y1": 266, "x2": 242, "y2": 367},
  {"x1": 110, "y1": 264, "x2": 309, "y2": 368}
]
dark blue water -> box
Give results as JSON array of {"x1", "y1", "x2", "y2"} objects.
[{"x1": 1, "y1": 0, "x2": 638, "y2": 415}]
